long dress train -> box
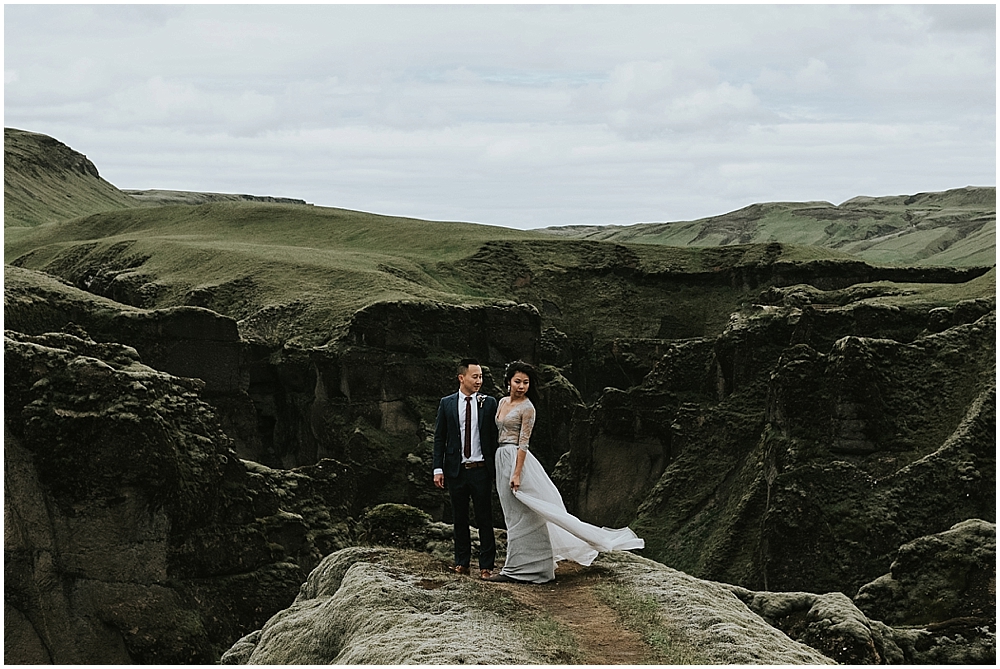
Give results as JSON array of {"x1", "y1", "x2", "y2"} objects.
[{"x1": 495, "y1": 398, "x2": 644, "y2": 583}]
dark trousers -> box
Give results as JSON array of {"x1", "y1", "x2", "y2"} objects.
[{"x1": 447, "y1": 466, "x2": 496, "y2": 569}]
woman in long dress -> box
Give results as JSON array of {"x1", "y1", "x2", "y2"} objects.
[{"x1": 488, "y1": 361, "x2": 644, "y2": 584}]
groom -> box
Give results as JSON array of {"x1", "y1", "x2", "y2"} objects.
[{"x1": 433, "y1": 358, "x2": 498, "y2": 580}]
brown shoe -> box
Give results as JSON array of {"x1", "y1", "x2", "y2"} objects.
[
  {"x1": 485, "y1": 573, "x2": 521, "y2": 583},
  {"x1": 480, "y1": 569, "x2": 493, "y2": 580},
  {"x1": 452, "y1": 565, "x2": 470, "y2": 576}
]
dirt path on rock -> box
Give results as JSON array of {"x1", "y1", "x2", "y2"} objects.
[{"x1": 493, "y1": 562, "x2": 655, "y2": 665}]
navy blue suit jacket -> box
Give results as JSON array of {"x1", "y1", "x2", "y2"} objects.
[{"x1": 433, "y1": 392, "x2": 499, "y2": 480}]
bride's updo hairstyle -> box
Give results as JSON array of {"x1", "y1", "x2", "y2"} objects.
[{"x1": 504, "y1": 360, "x2": 540, "y2": 404}]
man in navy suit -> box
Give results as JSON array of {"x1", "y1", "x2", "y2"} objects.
[{"x1": 433, "y1": 358, "x2": 499, "y2": 579}]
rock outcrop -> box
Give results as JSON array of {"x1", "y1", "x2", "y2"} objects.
[
  {"x1": 221, "y1": 547, "x2": 547, "y2": 665},
  {"x1": 221, "y1": 547, "x2": 835, "y2": 665},
  {"x1": 855, "y1": 519, "x2": 995, "y2": 626},
  {"x1": 5, "y1": 265, "x2": 246, "y2": 396},
  {"x1": 225, "y1": 543, "x2": 992, "y2": 665},
  {"x1": 731, "y1": 588, "x2": 900, "y2": 664}
]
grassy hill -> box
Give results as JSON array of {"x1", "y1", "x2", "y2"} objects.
[
  {"x1": 6, "y1": 199, "x2": 863, "y2": 349},
  {"x1": 123, "y1": 188, "x2": 311, "y2": 207},
  {"x1": 4, "y1": 128, "x2": 138, "y2": 227},
  {"x1": 4, "y1": 127, "x2": 317, "y2": 229},
  {"x1": 542, "y1": 187, "x2": 996, "y2": 267},
  {"x1": 4, "y1": 201, "x2": 547, "y2": 343},
  {"x1": 5, "y1": 128, "x2": 993, "y2": 350}
]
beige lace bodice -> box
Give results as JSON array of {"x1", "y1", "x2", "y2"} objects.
[{"x1": 496, "y1": 397, "x2": 535, "y2": 451}]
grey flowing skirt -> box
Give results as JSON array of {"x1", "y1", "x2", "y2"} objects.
[{"x1": 495, "y1": 444, "x2": 644, "y2": 584}]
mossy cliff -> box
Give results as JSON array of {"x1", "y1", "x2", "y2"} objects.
[
  {"x1": 3, "y1": 330, "x2": 357, "y2": 663},
  {"x1": 558, "y1": 287, "x2": 995, "y2": 598},
  {"x1": 7, "y1": 266, "x2": 992, "y2": 664}
]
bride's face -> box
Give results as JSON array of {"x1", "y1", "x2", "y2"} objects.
[{"x1": 509, "y1": 371, "x2": 530, "y2": 399}]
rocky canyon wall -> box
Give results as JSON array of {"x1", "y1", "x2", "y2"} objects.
[{"x1": 556, "y1": 287, "x2": 995, "y2": 599}]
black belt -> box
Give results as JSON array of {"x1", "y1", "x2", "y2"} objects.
[{"x1": 463, "y1": 461, "x2": 486, "y2": 469}]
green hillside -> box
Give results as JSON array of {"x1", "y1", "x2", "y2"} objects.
[
  {"x1": 4, "y1": 202, "x2": 544, "y2": 341},
  {"x1": 5, "y1": 128, "x2": 993, "y2": 350},
  {"x1": 4, "y1": 127, "x2": 138, "y2": 227},
  {"x1": 543, "y1": 188, "x2": 996, "y2": 267},
  {"x1": 6, "y1": 199, "x2": 862, "y2": 349}
]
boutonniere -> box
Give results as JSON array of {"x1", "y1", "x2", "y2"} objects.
[{"x1": 476, "y1": 394, "x2": 487, "y2": 410}]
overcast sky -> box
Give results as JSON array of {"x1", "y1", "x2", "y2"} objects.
[{"x1": 4, "y1": 4, "x2": 996, "y2": 229}]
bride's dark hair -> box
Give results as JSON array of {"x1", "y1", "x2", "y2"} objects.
[{"x1": 504, "y1": 360, "x2": 540, "y2": 404}]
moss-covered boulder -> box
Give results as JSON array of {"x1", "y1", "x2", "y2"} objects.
[
  {"x1": 854, "y1": 519, "x2": 995, "y2": 627},
  {"x1": 851, "y1": 519, "x2": 997, "y2": 664},
  {"x1": 360, "y1": 503, "x2": 433, "y2": 549}
]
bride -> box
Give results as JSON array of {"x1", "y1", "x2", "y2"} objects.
[{"x1": 487, "y1": 360, "x2": 644, "y2": 584}]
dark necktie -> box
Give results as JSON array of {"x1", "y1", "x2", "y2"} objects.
[{"x1": 464, "y1": 396, "x2": 473, "y2": 459}]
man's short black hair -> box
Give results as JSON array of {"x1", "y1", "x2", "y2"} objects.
[{"x1": 458, "y1": 358, "x2": 480, "y2": 374}]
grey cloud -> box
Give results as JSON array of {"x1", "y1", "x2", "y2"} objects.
[
  {"x1": 922, "y1": 4, "x2": 997, "y2": 33},
  {"x1": 3, "y1": 4, "x2": 994, "y2": 229},
  {"x1": 570, "y1": 58, "x2": 776, "y2": 139}
]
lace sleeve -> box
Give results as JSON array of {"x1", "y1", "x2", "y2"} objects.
[{"x1": 516, "y1": 403, "x2": 536, "y2": 451}]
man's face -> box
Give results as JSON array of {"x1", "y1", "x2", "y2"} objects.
[{"x1": 458, "y1": 364, "x2": 483, "y2": 395}]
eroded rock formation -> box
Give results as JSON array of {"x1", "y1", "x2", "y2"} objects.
[
  {"x1": 731, "y1": 516, "x2": 996, "y2": 666},
  {"x1": 5, "y1": 263, "x2": 995, "y2": 664}
]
